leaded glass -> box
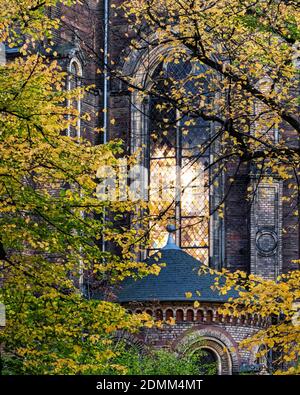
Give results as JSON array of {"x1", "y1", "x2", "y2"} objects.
[
  {"x1": 165, "y1": 59, "x2": 192, "y2": 80},
  {"x1": 148, "y1": 59, "x2": 211, "y2": 262},
  {"x1": 150, "y1": 97, "x2": 176, "y2": 158},
  {"x1": 150, "y1": 132, "x2": 176, "y2": 158},
  {"x1": 181, "y1": 158, "x2": 207, "y2": 188},
  {"x1": 149, "y1": 219, "x2": 175, "y2": 251},
  {"x1": 181, "y1": 217, "x2": 209, "y2": 248},
  {"x1": 181, "y1": 188, "x2": 209, "y2": 217},
  {"x1": 181, "y1": 117, "x2": 210, "y2": 158},
  {"x1": 149, "y1": 157, "x2": 176, "y2": 215}
]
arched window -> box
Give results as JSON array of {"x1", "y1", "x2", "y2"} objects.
[
  {"x1": 196, "y1": 310, "x2": 204, "y2": 322},
  {"x1": 68, "y1": 58, "x2": 82, "y2": 138},
  {"x1": 146, "y1": 309, "x2": 153, "y2": 316},
  {"x1": 147, "y1": 59, "x2": 210, "y2": 264},
  {"x1": 176, "y1": 309, "x2": 184, "y2": 322},
  {"x1": 206, "y1": 310, "x2": 213, "y2": 323},
  {"x1": 186, "y1": 309, "x2": 194, "y2": 322},
  {"x1": 155, "y1": 309, "x2": 163, "y2": 321},
  {"x1": 166, "y1": 309, "x2": 174, "y2": 320}
]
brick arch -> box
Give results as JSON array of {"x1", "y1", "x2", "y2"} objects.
[
  {"x1": 122, "y1": 35, "x2": 173, "y2": 87},
  {"x1": 174, "y1": 326, "x2": 240, "y2": 375},
  {"x1": 113, "y1": 330, "x2": 147, "y2": 355}
]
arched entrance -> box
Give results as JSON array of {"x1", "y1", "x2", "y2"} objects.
[
  {"x1": 193, "y1": 347, "x2": 219, "y2": 375},
  {"x1": 174, "y1": 327, "x2": 240, "y2": 375},
  {"x1": 186, "y1": 336, "x2": 232, "y2": 375}
]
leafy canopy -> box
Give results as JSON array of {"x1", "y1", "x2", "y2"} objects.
[{"x1": 0, "y1": 0, "x2": 159, "y2": 374}]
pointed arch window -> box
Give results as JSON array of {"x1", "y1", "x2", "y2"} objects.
[
  {"x1": 67, "y1": 58, "x2": 82, "y2": 138},
  {"x1": 147, "y1": 59, "x2": 211, "y2": 264}
]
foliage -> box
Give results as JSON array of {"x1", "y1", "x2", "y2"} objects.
[
  {"x1": 0, "y1": 0, "x2": 159, "y2": 374},
  {"x1": 0, "y1": 293, "x2": 150, "y2": 375},
  {"x1": 103, "y1": 343, "x2": 217, "y2": 375},
  {"x1": 0, "y1": 0, "x2": 74, "y2": 46},
  {"x1": 205, "y1": 266, "x2": 300, "y2": 374}
]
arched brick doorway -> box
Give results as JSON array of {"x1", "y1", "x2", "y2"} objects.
[
  {"x1": 187, "y1": 337, "x2": 232, "y2": 375},
  {"x1": 193, "y1": 346, "x2": 219, "y2": 375},
  {"x1": 174, "y1": 327, "x2": 240, "y2": 375}
]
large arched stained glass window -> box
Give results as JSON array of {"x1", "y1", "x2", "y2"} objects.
[{"x1": 148, "y1": 59, "x2": 210, "y2": 264}]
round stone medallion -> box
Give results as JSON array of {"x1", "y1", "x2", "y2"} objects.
[{"x1": 256, "y1": 230, "x2": 278, "y2": 256}]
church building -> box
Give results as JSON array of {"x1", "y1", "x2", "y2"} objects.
[{"x1": 45, "y1": 0, "x2": 299, "y2": 374}]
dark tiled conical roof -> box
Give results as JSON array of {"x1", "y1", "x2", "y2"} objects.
[{"x1": 117, "y1": 227, "x2": 236, "y2": 303}]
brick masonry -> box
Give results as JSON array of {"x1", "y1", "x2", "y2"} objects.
[
  {"x1": 250, "y1": 181, "x2": 282, "y2": 279},
  {"x1": 123, "y1": 302, "x2": 264, "y2": 374}
]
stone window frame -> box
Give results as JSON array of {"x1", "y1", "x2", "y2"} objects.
[
  {"x1": 125, "y1": 44, "x2": 225, "y2": 267},
  {"x1": 67, "y1": 57, "x2": 82, "y2": 139}
]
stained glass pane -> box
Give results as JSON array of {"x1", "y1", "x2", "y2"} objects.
[
  {"x1": 165, "y1": 60, "x2": 210, "y2": 100},
  {"x1": 181, "y1": 217, "x2": 209, "y2": 248},
  {"x1": 181, "y1": 158, "x2": 209, "y2": 217},
  {"x1": 150, "y1": 131, "x2": 176, "y2": 158},
  {"x1": 69, "y1": 62, "x2": 81, "y2": 138},
  {"x1": 181, "y1": 158, "x2": 208, "y2": 187},
  {"x1": 150, "y1": 98, "x2": 176, "y2": 158},
  {"x1": 181, "y1": 117, "x2": 210, "y2": 157},
  {"x1": 165, "y1": 59, "x2": 192, "y2": 80},
  {"x1": 149, "y1": 158, "x2": 177, "y2": 215},
  {"x1": 149, "y1": 222, "x2": 170, "y2": 250},
  {"x1": 70, "y1": 62, "x2": 80, "y2": 90},
  {"x1": 182, "y1": 189, "x2": 208, "y2": 216}
]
